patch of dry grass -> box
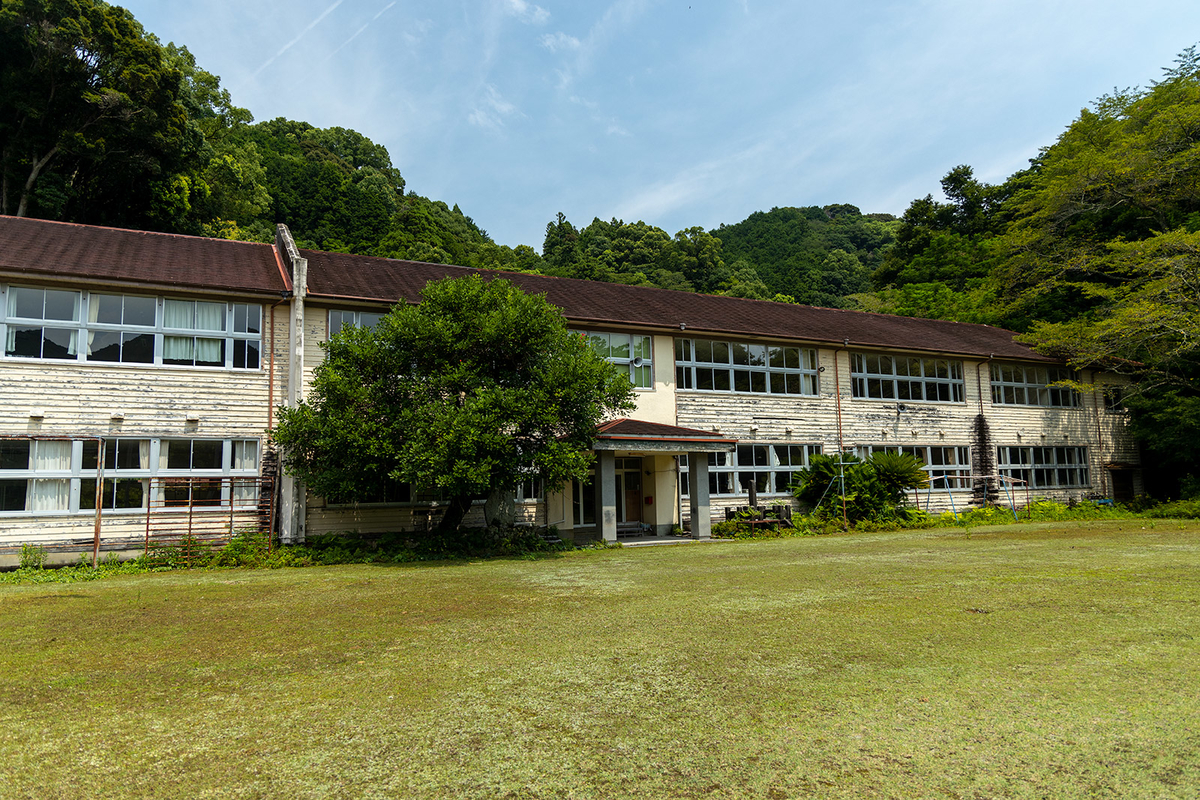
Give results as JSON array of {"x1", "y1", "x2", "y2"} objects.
[{"x1": 2, "y1": 520, "x2": 1199, "y2": 798}]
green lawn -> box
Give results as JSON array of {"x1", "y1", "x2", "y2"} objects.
[{"x1": 2, "y1": 521, "x2": 1199, "y2": 799}]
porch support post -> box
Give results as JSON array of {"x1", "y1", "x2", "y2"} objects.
[
  {"x1": 596, "y1": 450, "x2": 618, "y2": 542},
  {"x1": 688, "y1": 451, "x2": 712, "y2": 540}
]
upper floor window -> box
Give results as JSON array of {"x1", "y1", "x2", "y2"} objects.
[
  {"x1": 1, "y1": 285, "x2": 261, "y2": 370},
  {"x1": 675, "y1": 338, "x2": 818, "y2": 395},
  {"x1": 852, "y1": 353, "x2": 964, "y2": 403},
  {"x1": 575, "y1": 330, "x2": 653, "y2": 389},
  {"x1": 1103, "y1": 385, "x2": 1126, "y2": 413},
  {"x1": 328, "y1": 309, "x2": 385, "y2": 337},
  {"x1": 990, "y1": 364, "x2": 1080, "y2": 408}
]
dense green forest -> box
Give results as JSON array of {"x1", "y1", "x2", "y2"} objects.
[{"x1": 1, "y1": 0, "x2": 1197, "y2": 495}]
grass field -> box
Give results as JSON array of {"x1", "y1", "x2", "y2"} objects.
[{"x1": 2, "y1": 520, "x2": 1199, "y2": 799}]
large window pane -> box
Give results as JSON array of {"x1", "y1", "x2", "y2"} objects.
[
  {"x1": 0, "y1": 441, "x2": 31, "y2": 469},
  {"x1": 0, "y1": 479, "x2": 27, "y2": 511}
]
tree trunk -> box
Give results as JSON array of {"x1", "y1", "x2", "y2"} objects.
[
  {"x1": 483, "y1": 488, "x2": 516, "y2": 528},
  {"x1": 17, "y1": 147, "x2": 58, "y2": 217},
  {"x1": 435, "y1": 494, "x2": 474, "y2": 536}
]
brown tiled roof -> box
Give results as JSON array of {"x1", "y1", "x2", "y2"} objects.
[
  {"x1": 302, "y1": 249, "x2": 1053, "y2": 361},
  {"x1": 597, "y1": 418, "x2": 737, "y2": 443},
  {"x1": 0, "y1": 216, "x2": 286, "y2": 296}
]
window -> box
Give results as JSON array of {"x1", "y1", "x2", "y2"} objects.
[
  {"x1": 159, "y1": 438, "x2": 258, "y2": 507},
  {"x1": 856, "y1": 445, "x2": 972, "y2": 489},
  {"x1": 325, "y1": 478, "x2": 457, "y2": 507},
  {"x1": 328, "y1": 309, "x2": 385, "y2": 337},
  {"x1": 80, "y1": 439, "x2": 150, "y2": 510},
  {"x1": 0, "y1": 439, "x2": 71, "y2": 512},
  {"x1": 328, "y1": 480, "x2": 412, "y2": 507},
  {"x1": 516, "y1": 475, "x2": 543, "y2": 501},
  {"x1": 997, "y1": 446, "x2": 1090, "y2": 488},
  {"x1": 4, "y1": 287, "x2": 80, "y2": 359},
  {"x1": 990, "y1": 364, "x2": 1080, "y2": 407},
  {"x1": 0, "y1": 285, "x2": 262, "y2": 369},
  {"x1": 574, "y1": 330, "x2": 653, "y2": 389},
  {"x1": 680, "y1": 444, "x2": 822, "y2": 496},
  {"x1": 851, "y1": 353, "x2": 964, "y2": 403},
  {"x1": 675, "y1": 338, "x2": 818, "y2": 395},
  {"x1": 0, "y1": 438, "x2": 260, "y2": 515},
  {"x1": 1103, "y1": 385, "x2": 1126, "y2": 413}
]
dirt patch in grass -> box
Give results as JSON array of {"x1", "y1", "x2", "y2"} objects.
[{"x1": 2, "y1": 520, "x2": 1199, "y2": 798}]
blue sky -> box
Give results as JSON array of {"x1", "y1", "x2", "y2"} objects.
[{"x1": 122, "y1": 0, "x2": 1200, "y2": 248}]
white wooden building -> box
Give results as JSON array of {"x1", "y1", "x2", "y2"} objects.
[{"x1": 0, "y1": 216, "x2": 1139, "y2": 558}]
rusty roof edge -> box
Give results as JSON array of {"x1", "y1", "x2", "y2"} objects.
[{"x1": 0, "y1": 265, "x2": 286, "y2": 298}]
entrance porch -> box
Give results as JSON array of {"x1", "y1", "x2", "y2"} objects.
[{"x1": 579, "y1": 419, "x2": 736, "y2": 542}]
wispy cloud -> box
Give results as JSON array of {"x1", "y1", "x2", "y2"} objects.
[
  {"x1": 404, "y1": 18, "x2": 434, "y2": 46},
  {"x1": 324, "y1": 1, "x2": 397, "y2": 62},
  {"x1": 546, "y1": 0, "x2": 651, "y2": 89},
  {"x1": 254, "y1": 0, "x2": 345, "y2": 77},
  {"x1": 616, "y1": 138, "x2": 779, "y2": 223},
  {"x1": 540, "y1": 32, "x2": 581, "y2": 52},
  {"x1": 502, "y1": 0, "x2": 549, "y2": 25},
  {"x1": 468, "y1": 85, "x2": 519, "y2": 130}
]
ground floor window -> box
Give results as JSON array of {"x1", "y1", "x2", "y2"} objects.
[
  {"x1": 856, "y1": 445, "x2": 972, "y2": 489},
  {"x1": 0, "y1": 437, "x2": 260, "y2": 514},
  {"x1": 680, "y1": 443, "x2": 822, "y2": 497},
  {"x1": 997, "y1": 446, "x2": 1090, "y2": 488}
]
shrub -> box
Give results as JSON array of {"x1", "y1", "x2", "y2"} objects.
[
  {"x1": 18, "y1": 543, "x2": 47, "y2": 570},
  {"x1": 792, "y1": 452, "x2": 928, "y2": 523}
]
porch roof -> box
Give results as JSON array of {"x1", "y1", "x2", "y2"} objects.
[{"x1": 592, "y1": 418, "x2": 737, "y2": 453}]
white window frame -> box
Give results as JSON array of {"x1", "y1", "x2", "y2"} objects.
[
  {"x1": 990, "y1": 363, "x2": 1080, "y2": 408},
  {"x1": 856, "y1": 444, "x2": 973, "y2": 489},
  {"x1": 0, "y1": 437, "x2": 260, "y2": 516},
  {"x1": 572, "y1": 330, "x2": 653, "y2": 390},
  {"x1": 680, "y1": 443, "x2": 822, "y2": 497},
  {"x1": 997, "y1": 446, "x2": 1091, "y2": 488},
  {"x1": 0, "y1": 285, "x2": 262, "y2": 370},
  {"x1": 328, "y1": 309, "x2": 385, "y2": 337},
  {"x1": 851, "y1": 353, "x2": 965, "y2": 403},
  {"x1": 675, "y1": 338, "x2": 819, "y2": 396}
]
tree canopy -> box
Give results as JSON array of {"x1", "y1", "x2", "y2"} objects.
[
  {"x1": 272, "y1": 276, "x2": 636, "y2": 533},
  {"x1": 871, "y1": 44, "x2": 1200, "y2": 496}
]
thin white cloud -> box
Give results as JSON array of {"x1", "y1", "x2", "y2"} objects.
[
  {"x1": 547, "y1": 0, "x2": 651, "y2": 89},
  {"x1": 324, "y1": 1, "x2": 397, "y2": 62},
  {"x1": 253, "y1": 0, "x2": 346, "y2": 76},
  {"x1": 540, "y1": 32, "x2": 581, "y2": 52},
  {"x1": 404, "y1": 19, "x2": 434, "y2": 46},
  {"x1": 616, "y1": 138, "x2": 779, "y2": 223},
  {"x1": 468, "y1": 85, "x2": 519, "y2": 130},
  {"x1": 502, "y1": 0, "x2": 549, "y2": 25}
]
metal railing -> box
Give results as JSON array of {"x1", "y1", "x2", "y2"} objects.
[{"x1": 144, "y1": 475, "x2": 276, "y2": 565}]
